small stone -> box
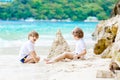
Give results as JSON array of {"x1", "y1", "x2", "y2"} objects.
[{"x1": 96, "y1": 70, "x2": 114, "y2": 78}]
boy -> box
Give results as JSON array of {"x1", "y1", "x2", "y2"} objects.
[
  {"x1": 45, "y1": 27, "x2": 86, "y2": 64},
  {"x1": 19, "y1": 31, "x2": 40, "y2": 63}
]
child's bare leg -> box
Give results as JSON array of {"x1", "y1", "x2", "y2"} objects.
[
  {"x1": 25, "y1": 56, "x2": 40, "y2": 63},
  {"x1": 55, "y1": 52, "x2": 73, "y2": 61},
  {"x1": 46, "y1": 52, "x2": 73, "y2": 64},
  {"x1": 26, "y1": 57, "x2": 40, "y2": 63},
  {"x1": 24, "y1": 58, "x2": 35, "y2": 63},
  {"x1": 30, "y1": 52, "x2": 40, "y2": 63}
]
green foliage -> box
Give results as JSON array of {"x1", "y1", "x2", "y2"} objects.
[{"x1": 0, "y1": 0, "x2": 118, "y2": 21}]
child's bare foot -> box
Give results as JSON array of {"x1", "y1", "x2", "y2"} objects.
[
  {"x1": 80, "y1": 56, "x2": 86, "y2": 60},
  {"x1": 44, "y1": 58, "x2": 50, "y2": 62},
  {"x1": 46, "y1": 60, "x2": 55, "y2": 64},
  {"x1": 45, "y1": 59, "x2": 55, "y2": 64}
]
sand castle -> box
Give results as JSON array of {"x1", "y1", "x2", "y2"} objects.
[{"x1": 47, "y1": 29, "x2": 71, "y2": 59}]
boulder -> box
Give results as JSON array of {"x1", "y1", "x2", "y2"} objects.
[
  {"x1": 47, "y1": 29, "x2": 71, "y2": 59},
  {"x1": 111, "y1": 1, "x2": 120, "y2": 17},
  {"x1": 92, "y1": 15, "x2": 119, "y2": 57}
]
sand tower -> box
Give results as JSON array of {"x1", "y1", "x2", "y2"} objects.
[{"x1": 47, "y1": 29, "x2": 71, "y2": 58}]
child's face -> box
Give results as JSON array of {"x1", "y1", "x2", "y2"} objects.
[
  {"x1": 73, "y1": 36, "x2": 80, "y2": 40},
  {"x1": 29, "y1": 36, "x2": 38, "y2": 43}
]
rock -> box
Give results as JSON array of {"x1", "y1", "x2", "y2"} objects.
[
  {"x1": 47, "y1": 29, "x2": 71, "y2": 59},
  {"x1": 114, "y1": 70, "x2": 120, "y2": 80},
  {"x1": 109, "y1": 61, "x2": 120, "y2": 74},
  {"x1": 96, "y1": 70, "x2": 114, "y2": 78},
  {"x1": 94, "y1": 39, "x2": 107, "y2": 55},
  {"x1": 111, "y1": 1, "x2": 120, "y2": 17},
  {"x1": 92, "y1": 15, "x2": 120, "y2": 58}
]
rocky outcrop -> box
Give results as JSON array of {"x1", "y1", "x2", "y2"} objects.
[
  {"x1": 93, "y1": 0, "x2": 120, "y2": 71},
  {"x1": 111, "y1": 1, "x2": 120, "y2": 17},
  {"x1": 47, "y1": 29, "x2": 71, "y2": 59},
  {"x1": 92, "y1": 15, "x2": 120, "y2": 59}
]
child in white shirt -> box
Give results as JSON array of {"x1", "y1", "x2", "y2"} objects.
[
  {"x1": 45, "y1": 27, "x2": 86, "y2": 64},
  {"x1": 19, "y1": 31, "x2": 40, "y2": 63}
]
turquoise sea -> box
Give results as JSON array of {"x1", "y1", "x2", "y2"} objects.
[{"x1": 0, "y1": 21, "x2": 98, "y2": 48}]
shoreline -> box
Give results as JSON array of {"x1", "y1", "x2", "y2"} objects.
[
  {"x1": 0, "y1": 41, "x2": 95, "y2": 55},
  {"x1": 0, "y1": 46, "x2": 50, "y2": 55}
]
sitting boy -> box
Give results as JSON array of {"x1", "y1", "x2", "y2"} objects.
[{"x1": 19, "y1": 31, "x2": 40, "y2": 63}]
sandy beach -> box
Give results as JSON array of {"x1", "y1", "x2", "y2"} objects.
[
  {"x1": 0, "y1": 0, "x2": 118, "y2": 79},
  {"x1": 0, "y1": 45, "x2": 114, "y2": 80}
]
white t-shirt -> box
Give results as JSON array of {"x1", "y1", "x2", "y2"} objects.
[
  {"x1": 74, "y1": 38, "x2": 86, "y2": 55},
  {"x1": 19, "y1": 40, "x2": 34, "y2": 60}
]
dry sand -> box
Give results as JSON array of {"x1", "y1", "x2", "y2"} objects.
[{"x1": 0, "y1": 45, "x2": 114, "y2": 80}]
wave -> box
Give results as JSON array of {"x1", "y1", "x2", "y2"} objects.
[
  {"x1": 0, "y1": 36, "x2": 95, "y2": 48},
  {"x1": 0, "y1": 21, "x2": 97, "y2": 48}
]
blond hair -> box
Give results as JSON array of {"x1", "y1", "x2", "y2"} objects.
[{"x1": 28, "y1": 31, "x2": 39, "y2": 39}]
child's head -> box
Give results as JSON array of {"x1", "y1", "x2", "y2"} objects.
[
  {"x1": 72, "y1": 27, "x2": 84, "y2": 39},
  {"x1": 28, "y1": 31, "x2": 39, "y2": 40}
]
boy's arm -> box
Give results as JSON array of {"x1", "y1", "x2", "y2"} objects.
[
  {"x1": 77, "y1": 49, "x2": 86, "y2": 58},
  {"x1": 30, "y1": 51, "x2": 39, "y2": 63},
  {"x1": 73, "y1": 49, "x2": 86, "y2": 60}
]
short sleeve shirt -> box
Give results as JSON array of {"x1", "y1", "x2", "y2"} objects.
[
  {"x1": 74, "y1": 38, "x2": 86, "y2": 55},
  {"x1": 19, "y1": 40, "x2": 34, "y2": 59}
]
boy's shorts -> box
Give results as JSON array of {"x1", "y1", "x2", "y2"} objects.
[{"x1": 20, "y1": 55, "x2": 28, "y2": 63}]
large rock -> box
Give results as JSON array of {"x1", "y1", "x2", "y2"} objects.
[
  {"x1": 111, "y1": 1, "x2": 120, "y2": 18},
  {"x1": 47, "y1": 29, "x2": 71, "y2": 59},
  {"x1": 92, "y1": 15, "x2": 120, "y2": 59}
]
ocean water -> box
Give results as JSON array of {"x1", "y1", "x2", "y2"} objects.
[{"x1": 0, "y1": 21, "x2": 98, "y2": 48}]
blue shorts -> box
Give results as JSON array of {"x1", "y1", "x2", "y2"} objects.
[{"x1": 20, "y1": 55, "x2": 28, "y2": 63}]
